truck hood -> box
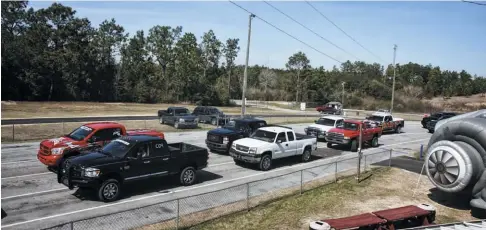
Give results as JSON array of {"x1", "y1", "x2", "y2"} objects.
[
  {"x1": 327, "y1": 128, "x2": 356, "y2": 137},
  {"x1": 68, "y1": 151, "x2": 120, "y2": 167},
  {"x1": 234, "y1": 138, "x2": 270, "y2": 148},
  {"x1": 208, "y1": 127, "x2": 240, "y2": 136},
  {"x1": 40, "y1": 136, "x2": 85, "y2": 149},
  {"x1": 307, "y1": 124, "x2": 334, "y2": 132}
]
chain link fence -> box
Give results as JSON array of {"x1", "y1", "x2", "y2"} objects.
[{"x1": 36, "y1": 147, "x2": 414, "y2": 230}]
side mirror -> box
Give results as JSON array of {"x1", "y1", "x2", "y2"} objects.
[{"x1": 276, "y1": 139, "x2": 282, "y2": 144}]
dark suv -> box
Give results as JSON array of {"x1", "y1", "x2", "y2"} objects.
[
  {"x1": 205, "y1": 118, "x2": 267, "y2": 153},
  {"x1": 421, "y1": 112, "x2": 458, "y2": 128},
  {"x1": 193, "y1": 106, "x2": 230, "y2": 126}
]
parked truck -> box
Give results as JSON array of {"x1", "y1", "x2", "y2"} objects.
[
  {"x1": 158, "y1": 107, "x2": 198, "y2": 129},
  {"x1": 57, "y1": 135, "x2": 209, "y2": 202},
  {"x1": 206, "y1": 117, "x2": 268, "y2": 153},
  {"x1": 37, "y1": 122, "x2": 165, "y2": 169},
  {"x1": 325, "y1": 120, "x2": 382, "y2": 152},
  {"x1": 192, "y1": 106, "x2": 230, "y2": 126},
  {"x1": 365, "y1": 111, "x2": 405, "y2": 133},
  {"x1": 304, "y1": 115, "x2": 345, "y2": 140},
  {"x1": 229, "y1": 125, "x2": 318, "y2": 171}
]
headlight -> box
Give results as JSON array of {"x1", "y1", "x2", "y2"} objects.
[
  {"x1": 84, "y1": 168, "x2": 100, "y2": 177},
  {"x1": 223, "y1": 137, "x2": 229, "y2": 144},
  {"x1": 179, "y1": 118, "x2": 185, "y2": 122},
  {"x1": 51, "y1": 147, "x2": 66, "y2": 155},
  {"x1": 249, "y1": 147, "x2": 257, "y2": 154},
  {"x1": 344, "y1": 136, "x2": 350, "y2": 140},
  {"x1": 304, "y1": 128, "x2": 308, "y2": 132},
  {"x1": 232, "y1": 142, "x2": 236, "y2": 148},
  {"x1": 194, "y1": 118, "x2": 199, "y2": 123}
]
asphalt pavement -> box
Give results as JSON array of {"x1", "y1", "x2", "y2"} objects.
[{"x1": 0, "y1": 122, "x2": 432, "y2": 230}]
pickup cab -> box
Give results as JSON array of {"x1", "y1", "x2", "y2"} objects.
[
  {"x1": 57, "y1": 135, "x2": 209, "y2": 202},
  {"x1": 229, "y1": 125, "x2": 317, "y2": 171},
  {"x1": 365, "y1": 112, "x2": 405, "y2": 133},
  {"x1": 158, "y1": 107, "x2": 199, "y2": 129},
  {"x1": 206, "y1": 118, "x2": 267, "y2": 153},
  {"x1": 304, "y1": 115, "x2": 344, "y2": 140},
  {"x1": 326, "y1": 120, "x2": 382, "y2": 152},
  {"x1": 37, "y1": 122, "x2": 165, "y2": 169}
]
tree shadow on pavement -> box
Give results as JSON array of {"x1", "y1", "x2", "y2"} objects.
[{"x1": 71, "y1": 170, "x2": 223, "y2": 201}]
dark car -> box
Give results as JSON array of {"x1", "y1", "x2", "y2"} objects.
[
  {"x1": 57, "y1": 135, "x2": 208, "y2": 202},
  {"x1": 193, "y1": 106, "x2": 230, "y2": 126},
  {"x1": 421, "y1": 112, "x2": 457, "y2": 128},
  {"x1": 158, "y1": 107, "x2": 198, "y2": 129},
  {"x1": 426, "y1": 114, "x2": 456, "y2": 133},
  {"x1": 205, "y1": 118, "x2": 267, "y2": 153}
]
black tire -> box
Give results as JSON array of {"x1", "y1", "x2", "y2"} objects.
[
  {"x1": 259, "y1": 154, "x2": 272, "y2": 171},
  {"x1": 371, "y1": 136, "x2": 379, "y2": 147},
  {"x1": 174, "y1": 122, "x2": 180, "y2": 129},
  {"x1": 159, "y1": 116, "x2": 164, "y2": 124},
  {"x1": 428, "y1": 129, "x2": 434, "y2": 133},
  {"x1": 234, "y1": 159, "x2": 243, "y2": 166},
  {"x1": 211, "y1": 118, "x2": 217, "y2": 126},
  {"x1": 350, "y1": 140, "x2": 358, "y2": 152},
  {"x1": 327, "y1": 142, "x2": 333, "y2": 148},
  {"x1": 98, "y1": 179, "x2": 121, "y2": 202},
  {"x1": 180, "y1": 166, "x2": 197, "y2": 186},
  {"x1": 301, "y1": 148, "x2": 312, "y2": 162},
  {"x1": 395, "y1": 125, "x2": 402, "y2": 133}
]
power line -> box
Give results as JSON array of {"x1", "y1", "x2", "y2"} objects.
[
  {"x1": 462, "y1": 0, "x2": 486, "y2": 6},
  {"x1": 263, "y1": 1, "x2": 361, "y2": 61},
  {"x1": 228, "y1": 0, "x2": 343, "y2": 64},
  {"x1": 305, "y1": 0, "x2": 387, "y2": 64}
]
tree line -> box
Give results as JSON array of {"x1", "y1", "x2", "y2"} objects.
[{"x1": 2, "y1": 1, "x2": 486, "y2": 109}]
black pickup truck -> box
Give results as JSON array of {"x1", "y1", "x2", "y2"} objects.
[
  {"x1": 206, "y1": 118, "x2": 267, "y2": 153},
  {"x1": 158, "y1": 107, "x2": 198, "y2": 129},
  {"x1": 57, "y1": 135, "x2": 209, "y2": 202},
  {"x1": 193, "y1": 106, "x2": 230, "y2": 126}
]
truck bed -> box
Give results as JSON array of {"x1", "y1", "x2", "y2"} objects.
[
  {"x1": 295, "y1": 133, "x2": 316, "y2": 140},
  {"x1": 167, "y1": 143, "x2": 206, "y2": 154}
]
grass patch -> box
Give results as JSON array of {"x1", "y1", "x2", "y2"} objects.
[{"x1": 183, "y1": 167, "x2": 478, "y2": 230}]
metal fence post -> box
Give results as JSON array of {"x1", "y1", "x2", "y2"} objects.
[
  {"x1": 364, "y1": 155, "x2": 367, "y2": 172},
  {"x1": 300, "y1": 170, "x2": 303, "y2": 195},
  {"x1": 70, "y1": 222, "x2": 74, "y2": 230},
  {"x1": 335, "y1": 161, "x2": 338, "y2": 182},
  {"x1": 12, "y1": 124, "x2": 15, "y2": 142},
  {"x1": 419, "y1": 144, "x2": 424, "y2": 159},
  {"x1": 389, "y1": 149, "x2": 393, "y2": 167},
  {"x1": 246, "y1": 183, "x2": 250, "y2": 211},
  {"x1": 176, "y1": 199, "x2": 180, "y2": 229}
]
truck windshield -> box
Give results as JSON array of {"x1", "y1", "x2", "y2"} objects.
[
  {"x1": 316, "y1": 118, "x2": 335, "y2": 126},
  {"x1": 67, "y1": 126, "x2": 94, "y2": 141},
  {"x1": 367, "y1": 116, "x2": 384, "y2": 122},
  {"x1": 250, "y1": 130, "x2": 277, "y2": 143},
  {"x1": 337, "y1": 122, "x2": 359, "y2": 131},
  {"x1": 101, "y1": 139, "x2": 132, "y2": 158},
  {"x1": 174, "y1": 109, "x2": 190, "y2": 115},
  {"x1": 224, "y1": 120, "x2": 243, "y2": 130}
]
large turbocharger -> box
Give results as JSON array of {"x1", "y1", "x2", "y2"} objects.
[{"x1": 424, "y1": 109, "x2": 486, "y2": 215}]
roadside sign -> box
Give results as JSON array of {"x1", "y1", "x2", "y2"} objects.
[{"x1": 300, "y1": 103, "x2": 306, "y2": 111}]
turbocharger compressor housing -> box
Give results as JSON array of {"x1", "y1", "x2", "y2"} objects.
[{"x1": 425, "y1": 117, "x2": 486, "y2": 193}]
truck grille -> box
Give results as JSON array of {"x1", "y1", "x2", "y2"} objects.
[
  {"x1": 327, "y1": 132, "x2": 344, "y2": 141},
  {"x1": 39, "y1": 144, "x2": 51, "y2": 155},
  {"x1": 207, "y1": 134, "x2": 222, "y2": 143},
  {"x1": 236, "y1": 144, "x2": 249, "y2": 152}
]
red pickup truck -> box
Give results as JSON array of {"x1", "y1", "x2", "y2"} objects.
[
  {"x1": 325, "y1": 120, "x2": 382, "y2": 152},
  {"x1": 37, "y1": 122, "x2": 165, "y2": 168}
]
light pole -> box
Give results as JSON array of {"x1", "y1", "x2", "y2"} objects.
[
  {"x1": 390, "y1": 44, "x2": 397, "y2": 114},
  {"x1": 341, "y1": 81, "x2": 345, "y2": 109},
  {"x1": 241, "y1": 13, "x2": 255, "y2": 117}
]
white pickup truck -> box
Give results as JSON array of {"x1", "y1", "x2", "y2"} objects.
[
  {"x1": 304, "y1": 115, "x2": 345, "y2": 139},
  {"x1": 229, "y1": 125, "x2": 318, "y2": 171},
  {"x1": 365, "y1": 112, "x2": 405, "y2": 133}
]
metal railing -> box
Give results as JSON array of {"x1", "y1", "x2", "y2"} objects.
[{"x1": 33, "y1": 148, "x2": 412, "y2": 230}]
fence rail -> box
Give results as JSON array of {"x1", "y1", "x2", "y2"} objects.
[{"x1": 28, "y1": 147, "x2": 421, "y2": 230}]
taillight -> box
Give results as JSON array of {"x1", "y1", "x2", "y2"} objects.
[{"x1": 423, "y1": 114, "x2": 430, "y2": 118}]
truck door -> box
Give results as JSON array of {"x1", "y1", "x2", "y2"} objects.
[
  {"x1": 146, "y1": 140, "x2": 171, "y2": 176},
  {"x1": 90, "y1": 128, "x2": 118, "y2": 147},
  {"x1": 275, "y1": 132, "x2": 291, "y2": 158},
  {"x1": 286, "y1": 131, "x2": 297, "y2": 156},
  {"x1": 167, "y1": 108, "x2": 174, "y2": 124},
  {"x1": 384, "y1": 116, "x2": 393, "y2": 131},
  {"x1": 362, "y1": 122, "x2": 373, "y2": 142},
  {"x1": 123, "y1": 142, "x2": 155, "y2": 181}
]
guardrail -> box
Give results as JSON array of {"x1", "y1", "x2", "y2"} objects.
[{"x1": 30, "y1": 147, "x2": 417, "y2": 230}]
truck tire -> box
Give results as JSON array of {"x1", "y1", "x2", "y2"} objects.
[
  {"x1": 327, "y1": 142, "x2": 333, "y2": 148},
  {"x1": 98, "y1": 178, "x2": 121, "y2": 202},
  {"x1": 159, "y1": 116, "x2": 164, "y2": 124},
  {"x1": 395, "y1": 125, "x2": 402, "y2": 133},
  {"x1": 259, "y1": 154, "x2": 272, "y2": 171},
  {"x1": 211, "y1": 118, "x2": 217, "y2": 126},
  {"x1": 371, "y1": 136, "x2": 379, "y2": 147},
  {"x1": 180, "y1": 166, "x2": 197, "y2": 186},
  {"x1": 301, "y1": 148, "x2": 312, "y2": 162},
  {"x1": 174, "y1": 122, "x2": 180, "y2": 129},
  {"x1": 234, "y1": 159, "x2": 243, "y2": 166},
  {"x1": 350, "y1": 140, "x2": 358, "y2": 152}
]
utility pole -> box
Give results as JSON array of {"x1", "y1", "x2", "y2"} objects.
[
  {"x1": 356, "y1": 122, "x2": 363, "y2": 182},
  {"x1": 241, "y1": 13, "x2": 256, "y2": 117},
  {"x1": 390, "y1": 44, "x2": 397, "y2": 114},
  {"x1": 341, "y1": 82, "x2": 345, "y2": 109}
]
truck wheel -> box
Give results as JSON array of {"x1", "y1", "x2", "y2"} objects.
[
  {"x1": 350, "y1": 140, "x2": 358, "y2": 152},
  {"x1": 301, "y1": 148, "x2": 312, "y2": 162},
  {"x1": 98, "y1": 179, "x2": 121, "y2": 202},
  {"x1": 327, "y1": 142, "x2": 333, "y2": 148},
  {"x1": 234, "y1": 159, "x2": 243, "y2": 166},
  {"x1": 180, "y1": 166, "x2": 197, "y2": 186},
  {"x1": 159, "y1": 116, "x2": 164, "y2": 124},
  {"x1": 211, "y1": 118, "x2": 217, "y2": 126},
  {"x1": 259, "y1": 154, "x2": 272, "y2": 171},
  {"x1": 174, "y1": 122, "x2": 180, "y2": 129},
  {"x1": 371, "y1": 136, "x2": 379, "y2": 147},
  {"x1": 395, "y1": 126, "x2": 402, "y2": 133}
]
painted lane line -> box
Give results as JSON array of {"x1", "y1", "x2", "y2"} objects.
[
  {"x1": 2, "y1": 159, "x2": 38, "y2": 165},
  {"x1": 1, "y1": 138, "x2": 428, "y2": 228},
  {"x1": 2, "y1": 172, "x2": 52, "y2": 180}
]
